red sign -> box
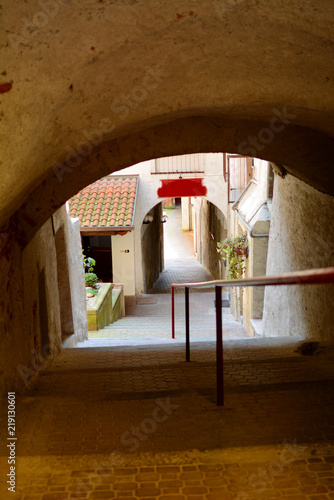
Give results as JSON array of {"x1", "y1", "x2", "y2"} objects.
[{"x1": 157, "y1": 178, "x2": 207, "y2": 198}]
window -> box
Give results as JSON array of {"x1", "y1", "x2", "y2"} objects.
[
  {"x1": 152, "y1": 154, "x2": 205, "y2": 174},
  {"x1": 227, "y1": 154, "x2": 253, "y2": 203}
]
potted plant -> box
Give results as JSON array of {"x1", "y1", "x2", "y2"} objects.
[
  {"x1": 217, "y1": 234, "x2": 249, "y2": 279},
  {"x1": 82, "y1": 251, "x2": 98, "y2": 291}
]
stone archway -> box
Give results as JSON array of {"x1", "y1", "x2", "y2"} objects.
[
  {"x1": 2, "y1": 0, "x2": 334, "y2": 242},
  {"x1": 3, "y1": 115, "x2": 334, "y2": 249},
  {"x1": 2, "y1": 0, "x2": 334, "y2": 392}
]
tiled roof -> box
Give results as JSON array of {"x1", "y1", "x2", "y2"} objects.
[{"x1": 69, "y1": 176, "x2": 137, "y2": 230}]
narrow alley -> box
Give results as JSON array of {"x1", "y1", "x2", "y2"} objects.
[{"x1": 150, "y1": 204, "x2": 213, "y2": 293}]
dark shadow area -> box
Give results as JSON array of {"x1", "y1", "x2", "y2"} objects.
[{"x1": 11, "y1": 340, "x2": 334, "y2": 457}]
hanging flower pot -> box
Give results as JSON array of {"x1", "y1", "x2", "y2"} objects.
[
  {"x1": 236, "y1": 246, "x2": 246, "y2": 256},
  {"x1": 216, "y1": 234, "x2": 249, "y2": 279}
]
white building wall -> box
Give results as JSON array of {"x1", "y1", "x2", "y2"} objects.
[
  {"x1": 112, "y1": 231, "x2": 135, "y2": 295},
  {"x1": 113, "y1": 154, "x2": 229, "y2": 294}
]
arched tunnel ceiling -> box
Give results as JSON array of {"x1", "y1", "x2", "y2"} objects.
[{"x1": 1, "y1": 0, "x2": 334, "y2": 242}]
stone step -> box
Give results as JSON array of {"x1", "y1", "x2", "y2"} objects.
[{"x1": 101, "y1": 323, "x2": 233, "y2": 333}]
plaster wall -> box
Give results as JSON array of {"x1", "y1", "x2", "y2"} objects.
[
  {"x1": 141, "y1": 203, "x2": 164, "y2": 293},
  {"x1": 55, "y1": 223, "x2": 74, "y2": 338},
  {"x1": 227, "y1": 159, "x2": 271, "y2": 332},
  {"x1": 243, "y1": 218, "x2": 270, "y2": 335},
  {"x1": 197, "y1": 199, "x2": 227, "y2": 280},
  {"x1": 64, "y1": 215, "x2": 88, "y2": 343},
  {"x1": 181, "y1": 198, "x2": 191, "y2": 231},
  {"x1": 263, "y1": 175, "x2": 334, "y2": 339},
  {"x1": 112, "y1": 231, "x2": 135, "y2": 295}
]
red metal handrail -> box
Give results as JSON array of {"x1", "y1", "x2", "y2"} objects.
[{"x1": 170, "y1": 266, "x2": 334, "y2": 406}]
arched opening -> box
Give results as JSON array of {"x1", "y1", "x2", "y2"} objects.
[
  {"x1": 2, "y1": 1, "x2": 334, "y2": 493},
  {"x1": 1, "y1": 122, "x2": 333, "y2": 392}
]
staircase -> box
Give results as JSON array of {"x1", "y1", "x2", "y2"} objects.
[
  {"x1": 80, "y1": 292, "x2": 249, "y2": 346},
  {"x1": 97, "y1": 314, "x2": 217, "y2": 341}
]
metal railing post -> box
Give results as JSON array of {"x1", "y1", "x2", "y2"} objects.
[
  {"x1": 170, "y1": 267, "x2": 334, "y2": 406},
  {"x1": 215, "y1": 286, "x2": 224, "y2": 406},
  {"x1": 171, "y1": 286, "x2": 175, "y2": 339},
  {"x1": 185, "y1": 287, "x2": 190, "y2": 362}
]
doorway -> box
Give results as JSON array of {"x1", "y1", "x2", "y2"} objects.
[{"x1": 82, "y1": 235, "x2": 113, "y2": 282}]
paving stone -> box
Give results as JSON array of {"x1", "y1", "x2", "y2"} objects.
[
  {"x1": 182, "y1": 485, "x2": 208, "y2": 494},
  {"x1": 135, "y1": 486, "x2": 161, "y2": 496},
  {"x1": 134, "y1": 473, "x2": 159, "y2": 482},
  {"x1": 88, "y1": 492, "x2": 115, "y2": 498},
  {"x1": 178, "y1": 472, "x2": 202, "y2": 480},
  {"x1": 159, "y1": 496, "x2": 186, "y2": 500},
  {"x1": 42, "y1": 494, "x2": 69, "y2": 500},
  {"x1": 113, "y1": 469, "x2": 138, "y2": 476},
  {"x1": 300, "y1": 485, "x2": 328, "y2": 494},
  {"x1": 113, "y1": 483, "x2": 137, "y2": 491},
  {"x1": 9, "y1": 335, "x2": 334, "y2": 500},
  {"x1": 158, "y1": 479, "x2": 183, "y2": 488},
  {"x1": 309, "y1": 463, "x2": 333, "y2": 471}
]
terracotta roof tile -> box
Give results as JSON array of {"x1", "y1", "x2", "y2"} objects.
[{"x1": 69, "y1": 176, "x2": 137, "y2": 229}]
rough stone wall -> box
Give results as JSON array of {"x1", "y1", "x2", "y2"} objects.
[
  {"x1": 0, "y1": 237, "x2": 29, "y2": 394},
  {"x1": 263, "y1": 175, "x2": 334, "y2": 339},
  {"x1": 0, "y1": 206, "x2": 87, "y2": 394},
  {"x1": 141, "y1": 203, "x2": 163, "y2": 293},
  {"x1": 0, "y1": 217, "x2": 62, "y2": 394}
]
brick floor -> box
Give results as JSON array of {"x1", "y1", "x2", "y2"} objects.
[{"x1": 1, "y1": 338, "x2": 334, "y2": 499}]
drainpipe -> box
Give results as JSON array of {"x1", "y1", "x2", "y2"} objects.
[{"x1": 233, "y1": 208, "x2": 269, "y2": 238}]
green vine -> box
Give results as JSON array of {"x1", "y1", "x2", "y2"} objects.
[{"x1": 217, "y1": 234, "x2": 249, "y2": 279}]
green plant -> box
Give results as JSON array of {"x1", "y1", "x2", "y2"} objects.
[
  {"x1": 217, "y1": 234, "x2": 249, "y2": 279},
  {"x1": 82, "y1": 250, "x2": 96, "y2": 272},
  {"x1": 85, "y1": 272, "x2": 98, "y2": 288}
]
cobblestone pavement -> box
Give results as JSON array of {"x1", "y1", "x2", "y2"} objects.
[
  {"x1": 149, "y1": 258, "x2": 214, "y2": 293},
  {"x1": 1, "y1": 338, "x2": 334, "y2": 499}
]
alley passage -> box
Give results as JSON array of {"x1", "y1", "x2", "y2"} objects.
[
  {"x1": 2, "y1": 337, "x2": 334, "y2": 499},
  {"x1": 150, "y1": 206, "x2": 213, "y2": 293},
  {"x1": 85, "y1": 204, "x2": 249, "y2": 345}
]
